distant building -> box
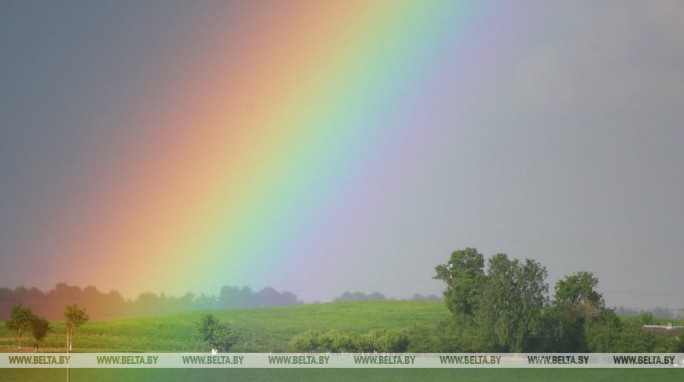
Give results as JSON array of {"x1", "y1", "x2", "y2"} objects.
[{"x1": 642, "y1": 323, "x2": 683, "y2": 337}]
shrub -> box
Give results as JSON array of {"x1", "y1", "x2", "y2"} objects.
[
  {"x1": 290, "y1": 329, "x2": 409, "y2": 353},
  {"x1": 195, "y1": 313, "x2": 238, "y2": 352},
  {"x1": 403, "y1": 323, "x2": 438, "y2": 352}
]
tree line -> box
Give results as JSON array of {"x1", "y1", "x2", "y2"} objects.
[
  {"x1": 432, "y1": 248, "x2": 683, "y2": 352},
  {"x1": 283, "y1": 248, "x2": 682, "y2": 353},
  {"x1": 333, "y1": 291, "x2": 440, "y2": 302},
  {"x1": 0, "y1": 283, "x2": 301, "y2": 321}
]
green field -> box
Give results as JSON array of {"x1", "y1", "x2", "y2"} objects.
[
  {"x1": 1, "y1": 301, "x2": 683, "y2": 381},
  {"x1": 1, "y1": 300, "x2": 451, "y2": 352}
]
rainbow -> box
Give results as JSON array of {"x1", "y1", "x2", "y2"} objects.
[{"x1": 24, "y1": 1, "x2": 541, "y2": 299}]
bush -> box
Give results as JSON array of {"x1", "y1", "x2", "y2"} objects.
[
  {"x1": 585, "y1": 311, "x2": 657, "y2": 352},
  {"x1": 289, "y1": 331, "x2": 359, "y2": 352},
  {"x1": 195, "y1": 313, "x2": 238, "y2": 352},
  {"x1": 288, "y1": 330, "x2": 322, "y2": 352},
  {"x1": 290, "y1": 329, "x2": 409, "y2": 353},
  {"x1": 328, "y1": 331, "x2": 358, "y2": 352},
  {"x1": 435, "y1": 314, "x2": 494, "y2": 352},
  {"x1": 403, "y1": 324, "x2": 438, "y2": 352}
]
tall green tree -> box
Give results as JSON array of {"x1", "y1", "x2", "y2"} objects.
[
  {"x1": 549, "y1": 271, "x2": 608, "y2": 351},
  {"x1": 64, "y1": 304, "x2": 89, "y2": 351},
  {"x1": 433, "y1": 248, "x2": 486, "y2": 315},
  {"x1": 6, "y1": 304, "x2": 34, "y2": 350},
  {"x1": 554, "y1": 271, "x2": 605, "y2": 322},
  {"x1": 477, "y1": 254, "x2": 548, "y2": 352}
]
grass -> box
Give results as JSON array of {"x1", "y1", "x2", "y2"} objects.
[
  {"x1": 1, "y1": 301, "x2": 682, "y2": 381},
  {"x1": 0, "y1": 301, "x2": 451, "y2": 352}
]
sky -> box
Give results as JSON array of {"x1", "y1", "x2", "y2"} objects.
[{"x1": 1, "y1": 0, "x2": 682, "y2": 310}]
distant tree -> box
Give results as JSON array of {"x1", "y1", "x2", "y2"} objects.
[
  {"x1": 652, "y1": 307, "x2": 675, "y2": 319},
  {"x1": 638, "y1": 311, "x2": 655, "y2": 325},
  {"x1": 218, "y1": 286, "x2": 241, "y2": 308},
  {"x1": 31, "y1": 315, "x2": 51, "y2": 349},
  {"x1": 6, "y1": 304, "x2": 34, "y2": 350},
  {"x1": 64, "y1": 304, "x2": 89, "y2": 351},
  {"x1": 409, "y1": 293, "x2": 441, "y2": 301},
  {"x1": 334, "y1": 291, "x2": 386, "y2": 302},
  {"x1": 196, "y1": 313, "x2": 237, "y2": 352},
  {"x1": 433, "y1": 248, "x2": 486, "y2": 315},
  {"x1": 255, "y1": 287, "x2": 280, "y2": 307}
]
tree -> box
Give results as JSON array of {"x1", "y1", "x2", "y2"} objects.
[
  {"x1": 554, "y1": 271, "x2": 604, "y2": 322},
  {"x1": 433, "y1": 248, "x2": 486, "y2": 315},
  {"x1": 477, "y1": 254, "x2": 548, "y2": 352},
  {"x1": 64, "y1": 304, "x2": 89, "y2": 351},
  {"x1": 31, "y1": 315, "x2": 51, "y2": 349},
  {"x1": 6, "y1": 304, "x2": 34, "y2": 350},
  {"x1": 544, "y1": 271, "x2": 606, "y2": 351},
  {"x1": 196, "y1": 313, "x2": 237, "y2": 352}
]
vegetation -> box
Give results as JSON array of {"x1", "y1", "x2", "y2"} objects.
[
  {"x1": 4, "y1": 304, "x2": 51, "y2": 350},
  {"x1": 30, "y1": 315, "x2": 51, "y2": 349},
  {"x1": 5, "y1": 304, "x2": 34, "y2": 350},
  {"x1": 1, "y1": 299, "x2": 680, "y2": 354},
  {"x1": 0, "y1": 284, "x2": 302, "y2": 321},
  {"x1": 0, "y1": 248, "x2": 681, "y2": 355},
  {"x1": 195, "y1": 313, "x2": 238, "y2": 352},
  {"x1": 432, "y1": 247, "x2": 683, "y2": 353},
  {"x1": 64, "y1": 304, "x2": 89, "y2": 351},
  {"x1": 0, "y1": 301, "x2": 449, "y2": 352},
  {"x1": 289, "y1": 329, "x2": 409, "y2": 353}
]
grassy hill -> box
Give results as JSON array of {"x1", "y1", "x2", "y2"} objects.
[
  {"x1": 2, "y1": 301, "x2": 683, "y2": 381},
  {"x1": 1, "y1": 300, "x2": 450, "y2": 352}
]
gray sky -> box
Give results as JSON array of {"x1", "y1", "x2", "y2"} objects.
[{"x1": 0, "y1": 1, "x2": 682, "y2": 310}]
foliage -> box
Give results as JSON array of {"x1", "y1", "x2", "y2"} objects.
[
  {"x1": 334, "y1": 291, "x2": 387, "y2": 302},
  {"x1": 433, "y1": 248, "x2": 485, "y2": 315},
  {"x1": 435, "y1": 250, "x2": 550, "y2": 352},
  {"x1": 4, "y1": 304, "x2": 52, "y2": 350},
  {"x1": 0, "y1": 283, "x2": 302, "y2": 321},
  {"x1": 288, "y1": 331, "x2": 359, "y2": 353},
  {"x1": 433, "y1": 248, "x2": 684, "y2": 353},
  {"x1": 554, "y1": 271, "x2": 605, "y2": 323},
  {"x1": 289, "y1": 329, "x2": 409, "y2": 353},
  {"x1": 477, "y1": 254, "x2": 548, "y2": 352},
  {"x1": 535, "y1": 271, "x2": 607, "y2": 352},
  {"x1": 5, "y1": 304, "x2": 35, "y2": 349},
  {"x1": 0, "y1": 300, "x2": 449, "y2": 352},
  {"x1": 435, "y1": 314, "x2": 493, "y2": 352},
  {"x1": 536, "y1": 306, "x2": 588, "y2": 352},
  {"x1": 361, "y1": 329, "x2": 410, "y2": 353},
  {"x1": 1, "y1": 298, "x2": 680, "y2": 354},
  {"x1": 402, "y1": 323, "x2": 438, "y2": 352},
  {"x1": 31, "y1": 315, "x2": 51, "y2": 348},
  {"x1": 585, "y1": 310, "x2": 653, "y2": 352},
  {"x1": 65, "y1": 304, "x2": 90, "y2": 351},
  {"x1": 65, "y1": 303, "x2": 90, "y2": 328},
  {"x1": 196, "y1": 313, "x2": 238, "y2": 352}
]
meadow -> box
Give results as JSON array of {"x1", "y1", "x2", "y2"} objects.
[
  {"x1": 1, "y1": 301, "x2": 682, "y2": 381},
  {"x1": 1, "y1": 300, "x2": 450, "y2": 352}
]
